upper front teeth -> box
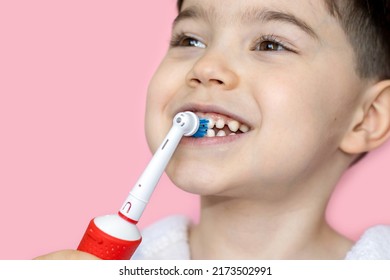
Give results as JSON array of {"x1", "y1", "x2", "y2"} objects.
[
  {"x1": 203, "y1": 116, "x2": 250, "y2": 138},
  {"x1": 215, "y1": 119, "x2": 225, "y2": 129},
  {"x1": 207, "y1": 118, "x2": 216, "y2": 129}
]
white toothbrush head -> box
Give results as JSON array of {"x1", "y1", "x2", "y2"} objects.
[{"x1": 173, "y1": 111, "x2": 209, "y2": 137}]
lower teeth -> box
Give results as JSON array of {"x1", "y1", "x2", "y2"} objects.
[
  {"x1": 216, "y1": 130, "x2": 226, "y2": 137},
  {"x1": 206, "y1": 128, "x2": 242, "y2": 138},
  {"x1": 207, "y1": 129, "x2": 216, "y2": 137}
]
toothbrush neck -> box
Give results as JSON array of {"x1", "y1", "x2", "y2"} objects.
[{"x1": 119, "y1": 124, "x2": 186, "y2": 223}]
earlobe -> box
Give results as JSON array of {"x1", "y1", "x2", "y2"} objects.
[{"x1": 340, "y1": 80, "x2": 390, "y2": 155}]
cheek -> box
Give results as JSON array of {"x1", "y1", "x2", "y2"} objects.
[
  {"x1": 146, "y1": 61, "x2": 174, "y2": 115},
  {"x1": 144, "y1": 80, "x2": 163, "y2": 153},
  {"x1": 145, "y1": 57, "x2": 197, "y2": 152},
  {"x1": 249, "y1": 71, "x2": 357, "y2": 179},
  {"x1": 145, "y1": 61, "x2": 179, "y2": 152}
]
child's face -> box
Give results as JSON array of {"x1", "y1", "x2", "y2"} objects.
[{"x1": 145, "y1": 0, "x2": 367, "y2": 198}]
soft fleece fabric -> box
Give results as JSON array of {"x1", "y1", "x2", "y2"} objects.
[{"x1": 132, "y1": 215, "x2": 390, "y2": 260}]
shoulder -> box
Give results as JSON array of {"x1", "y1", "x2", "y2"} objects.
[
  {"x1": 345, "y1": 225, "x2": 390, "y2": 260},
  {"x1": 131, "y1": 215, "x2": 191, "y2": 260}
]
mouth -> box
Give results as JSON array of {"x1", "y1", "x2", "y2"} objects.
[
  {"x1": 195, "y1": 112, "x2": 250, "y2": 138},
  {"x1": 174, "y1": 104, "x2": 253, "y2": 144}
]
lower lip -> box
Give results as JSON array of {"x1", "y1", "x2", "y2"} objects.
[{"x1": 180, "y1": 132, "x2": 248, "y2": 146}]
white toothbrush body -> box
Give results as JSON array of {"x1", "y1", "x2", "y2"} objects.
[{"x1": 77, "y1": 111, "x2": 207, "y2": 259}]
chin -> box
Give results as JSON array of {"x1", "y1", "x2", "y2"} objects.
[{"x1": 165, "y1": 160, "x2": 228, "y2": 196}]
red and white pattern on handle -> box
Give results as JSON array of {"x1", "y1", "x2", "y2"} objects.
[{"x1": 78, "y1": 218, "x2": 141, "y2": 260}]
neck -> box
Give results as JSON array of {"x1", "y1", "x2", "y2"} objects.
[{"x1": 189, "y1": 194, "x2": 353, "y2": 259}]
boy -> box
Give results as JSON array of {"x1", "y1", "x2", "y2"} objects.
[{"x1": 37, "y1": 0, "x2": 390, "y2": 259}]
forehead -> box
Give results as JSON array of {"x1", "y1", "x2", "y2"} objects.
[{"x1": 178, "y1": 0, "x2": 332, "y2": 27}]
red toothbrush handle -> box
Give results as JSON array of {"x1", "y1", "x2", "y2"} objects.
[{"x1": 78, "y1": 217, "x2": 142, "y2": 260}]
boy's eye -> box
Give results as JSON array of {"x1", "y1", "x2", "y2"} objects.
[
  {"x1": 170, "y1": 35, "x2": 206, "y2": 49},
  {"x1": 252, "y1": 35, "x2": 293, "y2": 52},
  {"x1": 255, "y1": 41, "x2": 285, "y2": 51}
]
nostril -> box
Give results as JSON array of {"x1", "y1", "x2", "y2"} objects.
[
  {"x1": 188, "y1": 78, "x2": 202, "y2": 88},
  {"x1": 211, "y1": 79, "x2": 224, "y2": 85},
  {"x1": 191, "y1": 78, "x2": 223, "y2": 86}
]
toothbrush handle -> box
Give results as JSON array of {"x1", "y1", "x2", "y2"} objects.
[
  {"x1": 78, "y1": 215, "x2": 141, "y2": 260},
  {"x1": 77, "y1": 120, "x2": 185, "y2": 259}
]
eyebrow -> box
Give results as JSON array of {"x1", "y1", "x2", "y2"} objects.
[
  {"x1": 173, "y1": 5, "x2": 213, "y2": 26},
  {"x1": 173, "y1": 5, "x2": 319, "y2": 40}
]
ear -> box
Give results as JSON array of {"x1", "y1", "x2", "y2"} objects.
[{"x1": 340, "y1": 80, "x2": 390, "y2": 154}]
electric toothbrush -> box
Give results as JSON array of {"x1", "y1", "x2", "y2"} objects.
[{"x1": 77, "y1": 111, "x2": 208, "y2": 260}]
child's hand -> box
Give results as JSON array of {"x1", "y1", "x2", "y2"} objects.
[{"x1": 34, "y1": 249, "x2": 100, "y2": 260}]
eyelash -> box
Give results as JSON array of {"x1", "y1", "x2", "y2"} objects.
[
  {"x1": 252, "y1": 34, "x2": 294, "y2": 52},
  {"x1": 169, "y1": 33, "x2": 206, "y2": 48},
  {"x1": 169, "y1": 32, "x2": 295, "y2": 53}
]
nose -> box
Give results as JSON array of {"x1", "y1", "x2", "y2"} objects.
[{"x1": 185, "y1": 52, "x2": 239, "y2": 90}]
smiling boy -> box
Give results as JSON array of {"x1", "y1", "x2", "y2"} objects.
[
  {"x1": 36, "y1": 0, "x2": 390, "y2": 260},
  {"x1": 136, "y1": 0, "x2": 390, "y2": 259}
]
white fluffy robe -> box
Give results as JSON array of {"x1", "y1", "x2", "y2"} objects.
[{"x1": 132, "y1": 216, "x2": 390, "y2": 260}]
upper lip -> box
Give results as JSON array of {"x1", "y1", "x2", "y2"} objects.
[{"x1": 175, "y1": 103, "x2": 252, "y2": 128}]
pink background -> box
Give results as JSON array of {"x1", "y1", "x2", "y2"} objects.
[{"x1": 0, "y1": 1, "x2": 389, "y2": 259}]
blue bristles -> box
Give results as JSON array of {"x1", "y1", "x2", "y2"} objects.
[{"x1": 192, "y1": 118, "x2": 209, "y2": 138}]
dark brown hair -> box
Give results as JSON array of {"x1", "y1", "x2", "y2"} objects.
[{"x1": 176, "y1": 0, "x2": 390, "y2": 81}]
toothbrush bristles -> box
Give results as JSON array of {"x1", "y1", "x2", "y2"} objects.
[{"x1": 192, "y1": 118, "x2": 209, "y2": 138}]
